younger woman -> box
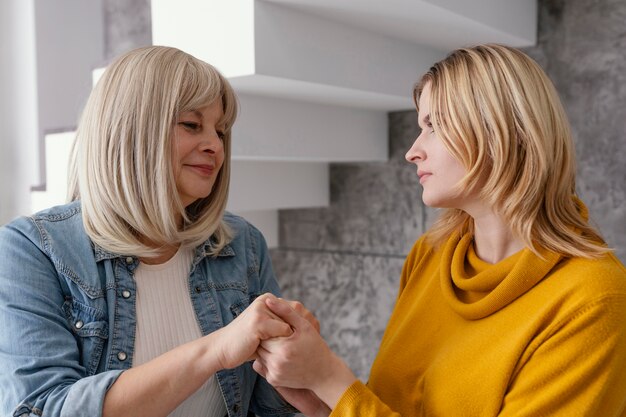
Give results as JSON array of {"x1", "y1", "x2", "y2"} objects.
[{"x1": 253, "y1": 44, "x2": 626, "y2": 416}]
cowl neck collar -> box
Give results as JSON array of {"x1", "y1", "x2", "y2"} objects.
[{"x1": 440, "y1": 233, "x2": 562, "y2": 320}]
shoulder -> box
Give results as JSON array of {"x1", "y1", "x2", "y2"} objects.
[
  {"x1": 552, "y1": 253, "x2": 626, "y2": 297},
  {"x1": 398, "y1": 235, "x2": 438, "y2": 291},
  {"x1": 0, "y1": 202, "x2": 100, "y2": 286},
  {"x1": 0, "y1": 201, "x2": 84, "y2": 250},
  {"x1": 221, "y1": 212, "x2": 269, "y2": 259},
  {"x1": 223, "y1": 211, "x2": 253, "y2": 232},
  {"x1": 223, "y1": 211, "x2": 265, "y2": 244},
  {"x1": 405, "y1": 234, "x2": 438, "y2": 271},
  {"x1": 528, "y1": 253, "x2": 626, "y2": 339}
]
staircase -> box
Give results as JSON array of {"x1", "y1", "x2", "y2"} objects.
[{"x1": 32, "y1": 0, "x2": 537, "y2": 247}]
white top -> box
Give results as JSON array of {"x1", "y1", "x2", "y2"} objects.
[{"x1": 133, "y1": 247, "x2": 227, "y2": 417}]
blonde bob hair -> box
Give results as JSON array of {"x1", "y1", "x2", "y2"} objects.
[
  {"x1": 415, "y1": 44, "x2": 608, "y2": 258},
  {"x1": 68, "y1": 46, "x2": 238, "y2": 258}
]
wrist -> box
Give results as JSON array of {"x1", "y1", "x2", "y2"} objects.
[
  {"x1": 199, "y1": 330, "x2": 228, "y2": 373},
  {"x1": 311, "y1": 353, "x2": 357, "y2": 409}
]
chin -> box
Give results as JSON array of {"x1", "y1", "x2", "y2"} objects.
[{"x1": 421, "y1": 195, "x2": 453, "y2": 209}]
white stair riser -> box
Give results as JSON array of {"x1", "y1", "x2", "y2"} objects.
[
  {"x1": 234, "y1": 94, "x2": 388, "y2": 162},
  {"x1": 230, "y1": 209, "x2": 279, "y2": 248},
  {"x1": 228, "y1": 161, "x2": 328, "y2": 212}
]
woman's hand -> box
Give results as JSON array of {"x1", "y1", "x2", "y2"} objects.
[
  {"x1": 253, "y1": 297, "x2": 357, "y2": 409},
  {"x1": 213, "y1": 293, "x2": 293, "y2": 370},
  {"x1": 283, "y1": 299, "x2": 320, "y2": 333}
]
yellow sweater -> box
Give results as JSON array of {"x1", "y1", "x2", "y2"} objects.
[{"x1": 332, "y1": 233, "x2": 626, "y2": 416}]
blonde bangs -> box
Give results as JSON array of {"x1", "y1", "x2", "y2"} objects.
[{"x1": 416, "y1": 44, "x2": 609, "y2": 259}]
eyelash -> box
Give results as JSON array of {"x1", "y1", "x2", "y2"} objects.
[
  {"x1": 180, "y1": 122, "x2": 200, "y2": 131},
  {"x1": 420, "y1": 124, "x2": 434, "y2": 135},
  {"x1": 179, "y1": 122, "x2": 226, "y2": 140}
]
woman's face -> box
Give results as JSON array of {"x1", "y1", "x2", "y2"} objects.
[
  {"x1": 405, "y1": 83, "x2": 473, "y2": 210},
  {"x1": 171, "y1": 98, "x2": 225, "y2": 207}
]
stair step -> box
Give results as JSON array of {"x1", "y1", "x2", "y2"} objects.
[
  {"x1": 94, "y1": 65, "x2": 391, "y2": 162},
  {"x1": 152, "y1": 0, "x2": 445, "y2": 110},
  {"x1": 261, "y1": 0, "x2": 537, "y2": 49}
]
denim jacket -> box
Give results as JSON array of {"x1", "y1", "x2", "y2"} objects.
[{"x1": 0, "y1": 201, "x2": 295, "y2": 417}]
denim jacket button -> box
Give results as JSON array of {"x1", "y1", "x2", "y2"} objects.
[
  {"x1": 117, "y1": 351, "x2": 127, "y2": 361},
  {"x1": 122, "y1": 290, "x2": 132, "y2": 299},
  {"x1": 74, "y1": 320, "x2": 84, "y2": 329},
  {"x1": 125, "y1": 257, "x2": 134, "y2": 264}
]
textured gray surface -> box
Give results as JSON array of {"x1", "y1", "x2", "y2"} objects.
[
  {"x1": 272, "y1": 250, "x2": 405, "y2": 381},
  {"x1": 103, "y1": 0, "x2": 152, "y2": 61}
]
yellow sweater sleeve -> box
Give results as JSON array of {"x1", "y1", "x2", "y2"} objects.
[
  {"x1": 331, "y1": 381, "x2": 403, "y2": 417},
  {"x1": 500, "y1": 294, "x2": 626, "y2": 416}
]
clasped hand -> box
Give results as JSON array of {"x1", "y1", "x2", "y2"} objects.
[
  {"x1": 255, "y1": 296, "x2": 336, "y2": 417},
  {"x1": 217, "y1": 294, "x2": 350, "y2": 416}
]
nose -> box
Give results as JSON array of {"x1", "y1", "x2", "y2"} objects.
[
  {"x1": 199, "y1": 130, "x2": 223, "y2": 154},
  {"x1": 405, "y1": 132, "x2": 425, "y2": 164}
]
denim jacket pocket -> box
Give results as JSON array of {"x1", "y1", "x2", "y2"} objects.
[
  {"x1": 62, "y1": 298, "x2": 109, "y2": 376},
  {"x1": 229, "y1": 295, "x2": 250, "y2": 318}
]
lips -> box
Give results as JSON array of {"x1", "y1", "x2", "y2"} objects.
[
  {"x1": 417, "y1": 170, "x2": 432, "y2": 184},
  {"x1": 185, "y1": 164, "x2": 216, "y2": 176}
]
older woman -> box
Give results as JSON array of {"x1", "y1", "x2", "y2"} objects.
[{"x1": 0, "y1": 46, "x2": 299, "y2": 417}]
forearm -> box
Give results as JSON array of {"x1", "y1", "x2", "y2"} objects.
[
  {"x1": 103, "y1": 331, "x2": 222, "y2": 417},
  {"x1": 103, "y1": 293, "x2": 291, "y2": 417}
]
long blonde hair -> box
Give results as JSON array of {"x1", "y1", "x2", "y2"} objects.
[
  {"x1": 415, "y1": 44, "x2": 608, "y2": 258},
  {"x1": 68, "y1": 46, "x2": 238, "y2": 258}
]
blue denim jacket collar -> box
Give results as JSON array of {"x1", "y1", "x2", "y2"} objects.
[{"x1": 93, "y1": 239, "x2": 237, "y2": 263}]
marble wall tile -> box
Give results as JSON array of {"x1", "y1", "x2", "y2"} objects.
[
  {"x1": 103, "y1": 0, "x2": 152, "y2": 61},
  {"x1": 271, "y1": 249, "x2": 405, "y2": 381}
]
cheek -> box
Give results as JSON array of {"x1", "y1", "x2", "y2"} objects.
[
  {"x1": 216, "y1": 143, "x2": 226, "y2": 168},
  {"x1": 449, "y1": 160, "x2": 467, "y2": 182},
  {"x1": 438, "y1": 147, "x2": 466, "y2": 178}
]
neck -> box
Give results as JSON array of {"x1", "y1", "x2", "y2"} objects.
[
  {"x1": 139, "y1": 243, "x2": 180, "y2": 265},
  {"x1": 468, "y1": 208, "x2": 525, "y2": 264},
  {"x1": 138, "y1": 212, "x2": 185, "y2": 265}
]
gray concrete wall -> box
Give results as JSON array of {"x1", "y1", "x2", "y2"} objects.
[
  {"x1": 271, "y1": 0, "x2": 626, "y2": 382},
  {"x1": 103, "y1": 0, "x2": 152, "y2": 61}
]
